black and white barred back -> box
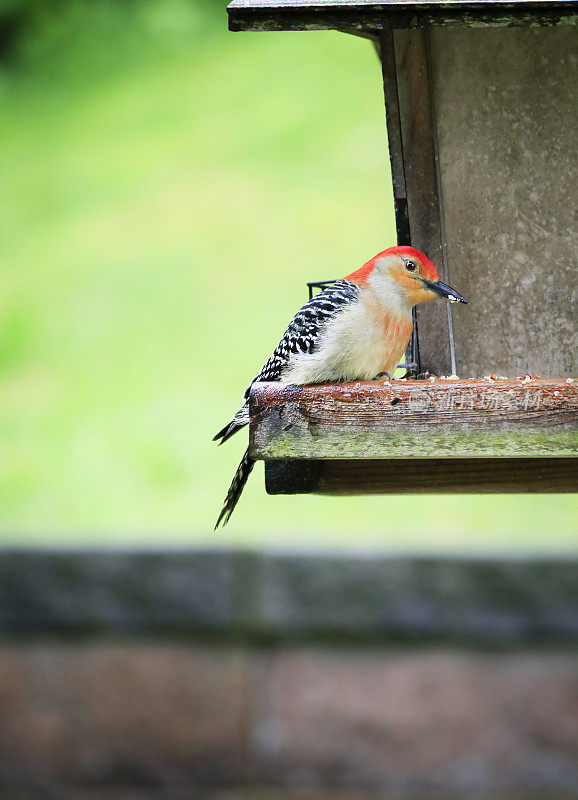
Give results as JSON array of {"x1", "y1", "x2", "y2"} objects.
[{"x1": 213, "y1": 280, "x2": 359, "y2": 528}]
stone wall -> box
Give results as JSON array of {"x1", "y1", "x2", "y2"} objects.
[{"x1": 0, "y1": 549, "x2": 577, "y2": 799}]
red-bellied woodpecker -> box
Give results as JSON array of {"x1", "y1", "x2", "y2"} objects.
[{"x1": 213, "y1": 246, "x2": 467, "y2": 528}]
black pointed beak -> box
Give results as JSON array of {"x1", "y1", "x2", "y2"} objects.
[{"x1": 420, "y1": 278, "x2": 468, "y2": 304}]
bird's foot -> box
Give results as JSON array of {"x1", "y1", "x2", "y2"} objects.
[
  {"x1": 399, "y1": 368, "x2": 436, "y2": 380},
  {"x1": 372, "y1": 372, "x2": 391, "y2": 381}
]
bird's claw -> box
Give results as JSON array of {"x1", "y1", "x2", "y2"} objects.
[
  {"x1": 372, "y1": 371, "x2": 391, "y2": 381},
  {"x1": 400, "y1": 369, "x2": 434, "y2": 380}
]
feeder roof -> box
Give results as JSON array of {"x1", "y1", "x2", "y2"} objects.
[{"x1": 227, "y1": 0, "x2": 577, "y2": 32}]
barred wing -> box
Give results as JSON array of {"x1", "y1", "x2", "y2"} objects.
[{"x1": 243, "y1": 280, "x2": 359, "y2": 400}]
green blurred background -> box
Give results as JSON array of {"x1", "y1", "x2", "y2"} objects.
[{"x1": 0, "y1": 0, "x2": 575, "y2": 548}]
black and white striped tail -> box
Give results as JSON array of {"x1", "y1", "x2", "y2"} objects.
[
  {"x1": 214, "y1": 280, "x2": 359, "y2": 527},
  {"x1": 214, "y1": 447, "x2": 255, "y2": 529},
  {"x1": 213, "y1": 404, "x2": 249, "y2": 446}
]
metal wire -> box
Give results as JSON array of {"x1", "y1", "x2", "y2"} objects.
[{"x1": 307, "y1": 280, "x2": 338, "y2": 301}]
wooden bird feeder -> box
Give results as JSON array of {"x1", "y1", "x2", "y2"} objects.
[{"x1": 227, "y1": 0, "x2": 578, "y2": 494}]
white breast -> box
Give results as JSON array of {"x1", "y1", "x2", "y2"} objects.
[{"x1": 282, "y1": 292, "x2": 413, "y2": 384}]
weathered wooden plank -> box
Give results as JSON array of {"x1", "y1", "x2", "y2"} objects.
[
  {"x1": 3, "y1": 549, "x2": 578, "y2": 644},
  {"x1": 380, "y1": 29, "x2": 408, "y2": 227},
  {"x1": 227, "y1": 1, "x2": 577, "y2": 32},
  {"x1": 266, "y1": 456, "x2": 578, "y2": 493},
  {"x1": 249, "y1": 379, "x2": 578, "y2": 459},
  {"x1": 228, "y1": 0, "x2": 576, "y2": 7},
  {"x1": 380, "y1": 29, "x2": 422, "y2": 373},
  {"x1": 427, "y1": 26, "x2": 578, "y2": 379},
  {"x1": 393, "y1": 28, "x2": 454, "y2": 375}
]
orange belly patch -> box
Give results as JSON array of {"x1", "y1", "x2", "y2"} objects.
[{"x1": 377, "y1": 315, "x2": 413, "y2": 375}]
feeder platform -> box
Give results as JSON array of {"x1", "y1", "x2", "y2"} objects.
[{"x1": 250, "y1": 378, "x2": 578, "y2": 494}]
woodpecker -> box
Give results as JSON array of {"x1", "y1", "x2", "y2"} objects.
[{"x1": 214, "y1": 245, "x2": 467, "y2": 528}]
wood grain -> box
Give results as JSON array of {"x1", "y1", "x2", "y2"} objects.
[
  {"x1": 379, "y1": 29, "x2": 407, "y2": 229},
  {"x1": 228, "y1": 1, "x2": 577, "y2": 33},
  {"x1": 380, "y1": 29, "x2": 420, "y2": 373},
  {"x1": 249, "y1": 379, "x2": 578, "y2": 459},
  {"x1": 393, "y1": 28, "x2": 453, "y2": 376},
  {"x1": 266, "y1": 457, "x2": 578, "y2": 494}
]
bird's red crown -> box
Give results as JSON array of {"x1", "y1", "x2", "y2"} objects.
[{"x1": 345, "y1": 246, "x2": 439, "y2": 285}]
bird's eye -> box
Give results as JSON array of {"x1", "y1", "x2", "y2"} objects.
[{"x1": 404, "y1": 260, "x2": 417, "y2": 272}]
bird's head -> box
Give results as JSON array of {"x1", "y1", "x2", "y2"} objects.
[{"x1": 346, "y1": 246, "x2": 467, "y2": 310}]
